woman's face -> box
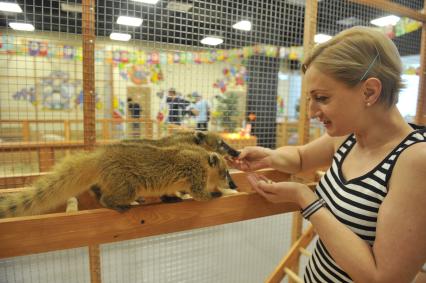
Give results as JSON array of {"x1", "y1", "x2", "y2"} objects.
[{"x1": 304, "y1": 66, "x2": 365, "y2": 137}]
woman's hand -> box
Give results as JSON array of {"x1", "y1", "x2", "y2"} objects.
[
  {"x1": 247, "y1": 173, "x2": 316, "y2": 207},
  {"x1": 230, "y1": 146, "x2": 274, "y2": 171}
]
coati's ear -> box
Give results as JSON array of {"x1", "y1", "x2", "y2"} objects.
[
  {"x1": 208, "y1": 152, "x2": 220, "y2": 167},
  {"x1": 194, "y1": 131, "x2": 206, "y2": 144}
]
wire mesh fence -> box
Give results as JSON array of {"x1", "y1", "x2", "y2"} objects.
[{"x1": 0, "y1": 0, "x2": 423, "y2": 282}]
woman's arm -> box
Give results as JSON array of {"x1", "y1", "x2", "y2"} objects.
[
  {"x1": 304, "y1": 143, "x2": 426, "y2": 282},
  {"x1": 271, "y1": 133, "x2": 341, "y2": 173}
]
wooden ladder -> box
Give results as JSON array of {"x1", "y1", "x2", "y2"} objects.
[{"x1": 265, "y1": 224, "x2": 316, "y2": 283}]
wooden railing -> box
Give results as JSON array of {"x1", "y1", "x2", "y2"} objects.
[
  {"x1": 0, "y1": 169, "x2": 317, "y2": 259},
  {"x1": 0, "y1": 118, "x2": 155, "y2": 142}
]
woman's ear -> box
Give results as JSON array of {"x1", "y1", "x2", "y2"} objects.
[{"x1": 363, "y1": 77, "x2": 382, "y2": 106}]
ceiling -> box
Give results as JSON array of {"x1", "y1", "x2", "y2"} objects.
[{"x1": 0, "y1": 0, "x2": 423, "y2": 56}]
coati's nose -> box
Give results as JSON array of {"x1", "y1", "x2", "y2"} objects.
[
  {"x1": 226, "y1": 170, "x2": 238, "y2": 189},
  {"x1": 219, "y1": 141, "x2": 241, "y2": 157}
]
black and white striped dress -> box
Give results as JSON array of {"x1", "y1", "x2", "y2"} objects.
[{"x1": 303, "y1": 126, "x2": 426, "y2": 283}]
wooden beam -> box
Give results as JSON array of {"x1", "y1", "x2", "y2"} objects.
[
  {"x1": 0, "y1": 193, "x2": 299, "y2": 259},
  {"x1": 82, "y1": 0, "x2": 96, "y2": 150},
  {"x1": 349, "y1": 0, "x2": 426, "y2": 22},
  {"x1": 265, "y1": 225, "x2": 316, "y2": 283}
]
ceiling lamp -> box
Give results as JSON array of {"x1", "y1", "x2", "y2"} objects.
[
  {"x1": 200, "y1": 36, "x2": 223, "y2": 46},
  {"x1": 117, "y1": 16, "x2": 143, "y2": 27},
  {"x1": 370, "y1": 15, "x2": 400, "y2": 27},
  {"x1": 232, "y1": 20, "x2": 252, "y2": 31},
  {"x1": 0, "y1": 2, "x2": 22, "y2": 13},
  {"x1": 110, "y1": 32, "x2": 131, "y2": 41},
  {"x1": 132, "y1": 0, "x2": 159, "y2": 4},
  {"x1": 314, "y1": 33, "x2": 332, "y2": 44},
  {"x1": 9, "y1": 22, "x2": 35, "y2": 31}
]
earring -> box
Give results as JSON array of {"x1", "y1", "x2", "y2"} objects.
[{"x1": 366, "y1": 102, "x2": 371, "y2": 107}]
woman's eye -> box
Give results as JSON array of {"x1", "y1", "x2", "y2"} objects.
[{"x1": 315, "y1": 96, "x2": 328, "y2": 102}]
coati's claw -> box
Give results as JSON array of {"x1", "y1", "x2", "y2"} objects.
[
  {"x1": 160, "y1": 195, "x2": 183, "y2": 203},
  {"x1": 210, "y1": 191, "x2": 222, "y2": 198},
  {"x1": 114, "y1": 204, "x2": 131, "y2": 212}
]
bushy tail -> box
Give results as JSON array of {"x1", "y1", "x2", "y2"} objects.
[{"x1": 0, "y1": 152, "x2": 101, "y2": 218}]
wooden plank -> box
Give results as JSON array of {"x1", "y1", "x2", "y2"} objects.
[
  {"x1": 349, "y1": 0, "x2": 426, "y2": 22},
  {"x1": 265, "y1": 225, "x2": 316, "y2": 283},
  {"x1": 0, "y1": 173, "x2": 44, "y2": 189},
  {"x1": 0, "y1": 192, "x2": 299, "y2": 259}
]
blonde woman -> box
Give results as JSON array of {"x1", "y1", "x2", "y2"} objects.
[{"x1": 233, "y1": 27, "x2": 426, "y2": 282}]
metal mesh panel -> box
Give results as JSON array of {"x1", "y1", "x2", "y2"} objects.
[
  {"x1": 0, "y1": 248, "x2": 90, "y2": 283},
  {"x1": 0, "y1": 0, "x2": 424, "y2": 282},
  {"x1": 100, "y1": 214, "x2": 293, "y2": 283}
]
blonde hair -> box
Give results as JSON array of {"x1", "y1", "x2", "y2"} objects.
[{"x1": 302, "y1": 26, "x2": 404, "y2": 107}]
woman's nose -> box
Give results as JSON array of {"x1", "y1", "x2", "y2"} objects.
[{"x1": 308, "y1": 100, "x2": 320, "y2": 119}]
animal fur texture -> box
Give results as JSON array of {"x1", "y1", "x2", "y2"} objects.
[
  {"x1": 123, "y1": 131, "x2": 241, "y2": 158},
  {"x1": 0, "y1": 143, "x2": 229, "y2": 218}
]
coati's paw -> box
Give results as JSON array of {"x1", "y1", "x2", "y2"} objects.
[
  {"x1": 210, "y1": 191, "x2": 222, "y2": 198},
  {"x1": 114, "y1": 204, "x2": 131, "y2": 213},
  {"x1": 191, "y1": 191, "x2": 213, "y2": 201},
  {"x1": 160, "y1": 195, "x2": 183, "y2": 203},
  {"x1": 218, "y1": 188, "x2": 239, "y2": 196},
  {"x1": 176, "y1": 192, "x2": 192, "y2": 200}
]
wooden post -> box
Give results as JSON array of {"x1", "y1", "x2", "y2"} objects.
[
  {"x1": 89, "y1": 245, "x2": 102, "y2": 283},
  {"x1": 64, "y1": 120, "x2": 71, "y2": 141},
  {"x1": 38, "y1": 147, "x2": 55, "y2": 172},
  {"x1": 290, "y1": 0, "x2": 318, "y2": 281},
  {"x1": 82, "y1": 0, "x2": 96, "y2": 150},
  {"x1": 102, "y1": 120, "x2": 110, "y2": 140},
  {"x1": 22, "y1": 121, "x2": 30, "y2": 142}
]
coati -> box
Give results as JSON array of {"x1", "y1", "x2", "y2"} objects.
[
  {"x1": 0, "y1": 143, "x2": 230, "y2": 218},
  {"x1": 123, "y1": 131, "x2": 241, "y2": 158}
]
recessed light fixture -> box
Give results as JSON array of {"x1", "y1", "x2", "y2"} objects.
[
  {"x1": 232, "y1": 20, "x2": 252, "y2": 31},
  {"x1": 314, "y1": 33, "x2": 332, "y2": 44},
  {"x1": 61, "y1": 3, "x2": 82, "y2": 13},
  {"x1": 0, "y1": 2, "x2": 22, "y2": 13},
  {"x1": 370, "y1": 15, "x2": 400, "y2": 27},
  {"x1": 200, "y1": 36, "x2": 223, "y2": 46},
  {"x1": 9, "y1": 22, "x2": 35, "y2": 31},
  {"x1": 132, "y1": 0, "x2": 159, "y2": 4},
  {"x1": 166, "y1": 1, "x2": 193, "y2": 12},
  {"x1": 117, "y1": 16, "x2": 143, "y2": 27},
  {"x1": 110, "y1": 32, "x2": 131, "y2": 41}
]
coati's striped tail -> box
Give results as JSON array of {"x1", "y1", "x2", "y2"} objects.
[{"x1": 0, "y1": 152, "x2": 100, "y2": 218}]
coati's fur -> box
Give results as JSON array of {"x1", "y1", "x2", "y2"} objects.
[
  {"x1": 123, "y1": 131, "x2": 241, "y2": 158},
  {"x1": 0, "y1": 143, "x2": 229, "y2": 218}
]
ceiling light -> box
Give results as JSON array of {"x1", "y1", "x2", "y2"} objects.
[
  {"x1": 370, "y1": 15, "x2": 400, "y2": 27},
  {"x1": 314, "y1": 33, "x2": 332, "y2": 44},
  {"x1": 9, "y1": 22, "x2": 35, "y2": 31},
  {"x1": 117, "y1": 16, "x2": 143, "y2": 27},
  {"x1": 0, "y1": 2, "x2": 22, "y2": 13},
  {"x1": 166, "y1": 1, "x2": 193, "y2": 12},
  {"x1": 131, "y1": 0, "x2": 159, "y2": 4},
  {"x1": 61, "y1": 3, "x2": 82, "y2": 13},
  {"x1": 232, "y1": 20, "x2": 252, "y2": 31},
  {"x1": 200, "y1": 36, "x2": 223, "y2": 46},
  {"x1": 110, "y1": 32, "x2": 131, "y2": 41}
]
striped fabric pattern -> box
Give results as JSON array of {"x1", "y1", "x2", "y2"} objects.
[{"x1": 304, "y1": 128, "x2": 426, "y2": 283}]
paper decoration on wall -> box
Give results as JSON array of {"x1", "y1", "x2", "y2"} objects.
[
  {"x1": 13, "y1": 87, "x2": 37, "y2": 105},
  {"x1": 11, "y1": 70, "x2": 102, "y2": 110},
  {"x1": 0, "y1": 18, "x2": 421, "y2": 64},
  {"x1": 213, "y1": 64, "x2": 247, "y2": 93}
]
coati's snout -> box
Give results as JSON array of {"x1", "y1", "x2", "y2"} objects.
[
  {"x1": 207, "y1": 152, "x2": 230, "y2": 191},
  {"x1": 194, "y1": 131, "x2": 241, "y2": 158}
]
